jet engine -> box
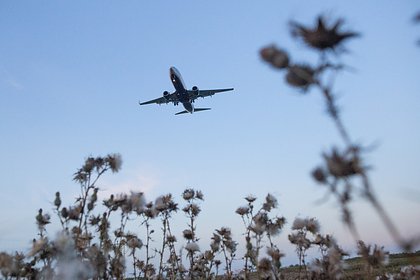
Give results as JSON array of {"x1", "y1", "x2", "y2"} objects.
[
  {"x1": 191, "y1": 86, "x2": 199, "y2": 96},
  {"x1": 163, "y1": 91, "x2": 170, "y2": 100}
]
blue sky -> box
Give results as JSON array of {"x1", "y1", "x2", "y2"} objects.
[{"x1": 1, "y1": 1, "x2": 419, "y2": 266}]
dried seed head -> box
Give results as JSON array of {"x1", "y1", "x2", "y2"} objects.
[
  {"x1": 245, "y1": 194, "x2": 257, "y2": 203},
  {"x1": 323, "y1": 147, "x2": 362, "y2": 178},
  {"x1": 36, "y1": 209, "x2": 50, "y2": 228},
  {"x1": 312, "y1": 167, "x2": 328, "y2": 184},
  {"x1": 195, "y1": 190, "x2": 204, "y2": 200},
  {"x1": 267, "y1": 247, "x2": 284, "y2": 262},
  {"x1": 154, "y1": 194, "x2": 178, "y2": 213},
  {"x1": 285, "y1": 64, "x2": 315, "y2": 90},
  {"x1": 106, "y1": 153, "x2": 122, "y2": 173},
  {"x1": 128, "y1": 191, "x2": 146, "y2": 214},
  {"x1": 235, "y1": 206, "x2": 250, "y2": 216},
  {"x1": 267, "y1": 216, "x2": 286, "y2": 236},
  {"x1": 216, "y1": 227, "x2": 231, "y2": 237},
  {"x1": 224, "y1": 239, "x2": 237, "y2": 253},
  {"x1": 89, "y1": 215, "x2": 101, "y2": 226},
  {"x1": 257, "y1": 257, "x2": 271, "y2": 273},
  {"x1": 190, "y1": 203, "x2": 201, "y2": 216},
  {"x1": 127, "y1": 236, "x2": 143, "y2": 250},
  {"x1": 182, "y1": 188, "x2": 195, "y2": 200},
  {"x1": 61, "y1": 207, "x2": 68, "y2": 219},
  {"x1": 291, "y1": 217, "x2": 306, "y2": 230},
  {"x1": 262, "y1": 193, "x2": 278, "y2": 211},
  {"x1": 166, "y1": 235, "x2": 177, "y2": 243},
  {"x1": 290, "y1": 16, "x2": 359, "y2": 51},
  {"x1": 260, "y1": 45, "x2": 290, "y2": 69},
  {"x1": 68, "y1": 204, "x2": 82, "y2": 221},
  {"x1": 288, "y1": 232, "x2": 311, "y2": 249},
  {"x1": 54, "y1": 192, "x2": 61, "y2": 208},
  {"x1": 183, "y1": 229, "x2": 194, "y2": 240},
  {"x1": 306, "y1": 218, "x2": 320, "y2": 234},
  {"x1": 29, "y1": 238, "x2": 48, "y2": 256},
  {"x1": 210, "y1": 243, "x2": 219, "y2": 252},
  {"x1": 185, "y1": 242, "x2": 200, "y2": 253}
]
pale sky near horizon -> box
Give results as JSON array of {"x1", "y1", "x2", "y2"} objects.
[{"x1": 1, "y1": 1, "x2": 419, "y2": 267}]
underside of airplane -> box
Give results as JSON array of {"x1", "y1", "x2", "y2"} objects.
[{"x1": 139, "y1": 67, "x2": 234, "y2": 115}]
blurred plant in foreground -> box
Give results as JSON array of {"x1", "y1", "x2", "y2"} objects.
[{"x1": 260, "y1": 15, "x2": 419, "y2": 253}]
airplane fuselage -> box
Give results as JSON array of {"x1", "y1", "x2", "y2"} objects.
[
  {"x1": 170, "y1": 67, "x2": 194, "y2": 113},
  {"x1": 139, "y1": 66, "x2": 233, "y2": 115}
]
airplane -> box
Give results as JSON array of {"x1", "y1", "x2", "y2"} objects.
[{"x1": 139, "y1": 66, "x2": 234, "y2": 115}]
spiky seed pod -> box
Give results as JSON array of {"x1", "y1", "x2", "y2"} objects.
[
  {"x1": 183, "y1": 229, "x2": 194, "y2": 240},
  {"x1": 182, "y1": 188, "x2": 195, "y2": 200},
  {"x1": 61, "y1": 207, "x2": 68, "y2": 219},
  {"x1": 267, "y1": 216, "x2": 286, "y2": 236},
  {"x1": 235, "y1": 206, "x2": 250, "y2": 216},
  {"x1": 285, "y1": 64, "x2": 316, "y2": 89},
  {"x1": 87, "y1": 202, "x2": 94, "y2": 211},
  {"x1": 323, "y1": 147, "x2": 361, "y2": 178},
  {"x1": 106, "y1": 153, "x2": 122, "y2": 173},
  {"x1": 224, "y1": 239, "x2": 237, "y2": 253},
  {"x1": 195, "y1": 190, "x2": 204, "y2": 200},
  {"x1": 127, "y1": 236, "x2": 143, "y2": 250},
  {"x1": 290, "y1": 16, "x2": 359, "y2": 51},
  {"x1": 305, "y1": 218, "x2": 320, "y2": 234},
  {"x1": 83, "y1": 157, "x2": 96, "y2": 173},
  {"x1": 90, "y1": 188, "x2": 98, "y2": 204},
  {"x1": 292, "y1": 217, "x2": 306, "y2": 230},
  {"x1": 89, "y1": 215, "x2": 100, "y2": 226},
  {"x1": 54, "y1": 192, "x2": 61, "y2": 208},
  {"x1": 166, "y1": 235, "x2": 177, "y2": 243},
  {"x1": 245, "y1": 194, "x2": 257, "y2": 203},
  {"x1": 190, "y1": 203, "x2": 201, "y2": 216},
  {"x1": 210, "y1": 240, "x2": 220, "y2": 252},
  {"x1": 262, "y1": 193, "x2": 278, "y2": 211},
  {"x1": 260, "y1": 45, "x2": 289, "y2": 69},
  {"x1": 312, "y1": 167, "x2": 328, "y2": 184},
  {"x1": 36, "y1": 209, "x2": 50, "y2": 227}
]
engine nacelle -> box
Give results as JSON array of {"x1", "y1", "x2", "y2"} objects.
[
  {"x1": 191, "y1": 86, "x2": 199, "y2": 97},
  {"x1": 163, "y1": 91, "x2": 170, "y2": 99}
]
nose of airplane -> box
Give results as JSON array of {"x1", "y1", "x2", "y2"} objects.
[{"x1": 170, "y1": 66, "x2": 181, "y2": 76}]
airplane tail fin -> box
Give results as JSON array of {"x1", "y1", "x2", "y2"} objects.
[{"x1": 175, "y1": 108, "x2": 211, "y2": 115}]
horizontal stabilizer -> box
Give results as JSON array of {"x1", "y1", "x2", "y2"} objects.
[
  {"x1": 175, "y1": 108, "x2": 211, "y2": 115},
  {"x1": 175, "y1": 110, "x2": 189, "y2": 115},
  {"x1": 194, "y1": 108, "x2": 211, "y2": 112}
]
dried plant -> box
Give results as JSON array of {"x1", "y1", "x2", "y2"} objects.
[
  {"x1": 260, "y1": 14, "x2": 419, "y2": 253},
  {"x1": 236, "y1": 194, "x2": 286, "y2": 279}
]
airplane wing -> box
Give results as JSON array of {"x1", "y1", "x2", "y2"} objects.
[
  {"x1": 139, "y1": 92, "x2": 177, "y2": 105},
  {"x1": 188, "y1": 88, "x2": 234, "y2": 99}
]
